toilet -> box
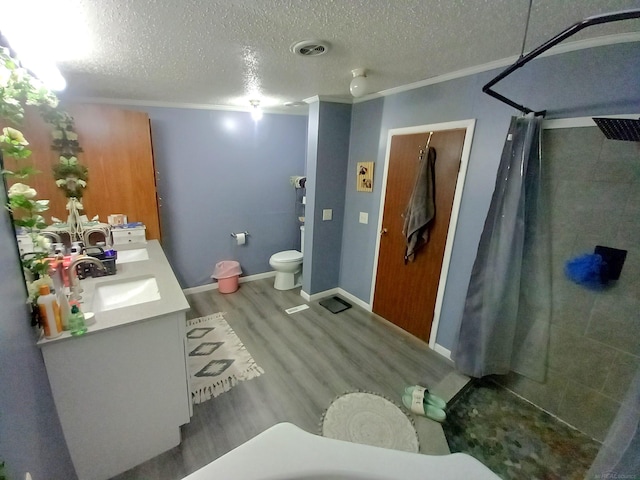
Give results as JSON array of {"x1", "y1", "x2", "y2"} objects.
[{"x1": 269, "y1": 226, "x2": 304, "y2": 290}]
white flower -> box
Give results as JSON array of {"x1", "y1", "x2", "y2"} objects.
[
  {"x1": 2, "y1": 126, "x2": 29, "y2": 145},
  {"x1": 0, "y1": 64, "x2": 10, "y2": 88},
  {"x1": 66, "y1": 131, "x2": 78, "y2": 141},
  {"x1": 51, "y1": 130, "x2": 63, "y2": 140},
  {"x1": 55, "y1": 179, "x2": 66, "y2": 187},
  {"x1": 46, "y1": 95, "x2": 59, "y2": 108},
  {"x1": 8, "y1": 182, "x2": 37, "y2": 199},
  {"x1": 77, "y1": 179, "x2": 87, "y2": 187},
  {"x1": 27, "y1": 276, "x2": 53, "y2": 302},
  {"x1": 11, "y1": 67, "x2": 24, "y2": 83},
  {"x1": 35, "y1": 235, "x2": 51, "y2": 251}
]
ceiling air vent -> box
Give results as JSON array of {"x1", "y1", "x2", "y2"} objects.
[{"x1": 291, "y1": 40, "x2": 330, "y2": 57}]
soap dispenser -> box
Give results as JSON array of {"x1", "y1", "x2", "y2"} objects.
[{"x1": 68, "y1": 305, "x2": 87, "y2": 336}]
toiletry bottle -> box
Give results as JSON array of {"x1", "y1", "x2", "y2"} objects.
[
  {"x1": 68, "y1": 305, "x2": 87, "y2": 336},
  {"x1": 58, "y1": 289, "x2": 72, "y2": 331},
  {"x1": 49, "y1": 259, "x2": 71, "y2": 329},
  {"x1": 37, "y1": 285, "x2": 63, "y2": 339}
]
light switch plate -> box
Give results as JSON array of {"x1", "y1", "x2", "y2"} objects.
[
  {"x1": 322, "y1": 209, "x2": 333, "y2": 221},
  {"x1": 359, "y1": 212, "x2": 368, "y2": 224}
]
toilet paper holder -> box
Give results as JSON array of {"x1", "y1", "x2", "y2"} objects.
[{"x1": 231, "y1": 231, "x2": 249, "y2": 238}]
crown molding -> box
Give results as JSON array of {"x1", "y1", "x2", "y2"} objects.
[
  {"x1": 63, "y1": 32, "x2": 640, "y2": 113},
  {"x1": 543, "y1": 113, "x2": 640, "y2": 130},
  {"x1": 303, "y1": 95, "x2": 353, "y2": 105},
  {"x1": 62, "y1": 96, "x2": 309, "y2": 115},
  {"x1": 353, "y1": 32, "x2": 640, "y2": 104}
]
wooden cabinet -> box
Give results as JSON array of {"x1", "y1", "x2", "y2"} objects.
[{"x1": 5, "y1": 104, "x2": 161, "y2": 241}]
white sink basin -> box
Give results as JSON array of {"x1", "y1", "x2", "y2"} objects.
[
  {"x1": 116, "y1": 248, "x2": 149, "y2": 263},
  {"x1": 92, "y1": 276, "x2": 160, "y2": 312}
]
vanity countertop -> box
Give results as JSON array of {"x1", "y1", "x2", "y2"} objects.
[{"x1": 37, "y1": 240, "x2": 189, "y2": 347}]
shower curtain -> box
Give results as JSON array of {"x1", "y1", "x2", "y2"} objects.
[{"x1": 453, "y1": 114, "x2": 550, "y2": 381}]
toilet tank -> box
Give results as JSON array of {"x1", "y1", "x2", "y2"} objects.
[{"x1": 300, "y1": 226, "x2": 305, "y2": 255}]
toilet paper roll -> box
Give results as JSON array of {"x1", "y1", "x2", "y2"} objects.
[{"x1": 236, "y1": 233, "x2": 246, "y2": 245}]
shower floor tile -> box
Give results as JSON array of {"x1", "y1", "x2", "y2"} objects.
[{"x1": 442, "y1": 379, "x2": 601, "y2": 480}]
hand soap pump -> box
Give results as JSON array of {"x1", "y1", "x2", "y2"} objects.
[{"x1": 69, "y1": 304, "x2": 87, "y2": 336}]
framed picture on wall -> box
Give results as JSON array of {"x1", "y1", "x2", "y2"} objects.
[{"x1": 357, "y1": 161, "x2": 374, "y2": 192}]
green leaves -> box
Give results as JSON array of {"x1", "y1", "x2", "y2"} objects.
[
  {"x1": 22, "y1": 253, "x2": 50, "y2": 278},
  {"x1": 14, "y1": 219, "x2": 48, "y2": 231},
  {"x1": 1, "y1": 47, "x2": 88, "y2": 285},
  {"x1": 1, "y1": 166, "x2": 40, "y2": 179}
]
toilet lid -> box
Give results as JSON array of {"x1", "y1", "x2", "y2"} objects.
[{"x1": 271, "y1": 250, "x2": 303, "y2": 263}]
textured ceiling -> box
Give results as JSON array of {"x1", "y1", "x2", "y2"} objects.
[{"x1": 52, "y1": 0, "x2": 640, "y2": 111}]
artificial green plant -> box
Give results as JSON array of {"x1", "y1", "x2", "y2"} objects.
[{"x1": 0, "y1": 47, "x2": 85, "y2": 296}]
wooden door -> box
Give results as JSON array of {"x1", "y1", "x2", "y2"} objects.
[
  {"x1": 4, "y1": 104, "x2": 162, "y2": 240},
  {"x1": 373, "y1": 128, "x2": 466, "y2": 342}
]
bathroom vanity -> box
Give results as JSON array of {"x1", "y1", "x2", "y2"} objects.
[{"x1": 37, "y1": 240, "x2": 191, "y2": 480}]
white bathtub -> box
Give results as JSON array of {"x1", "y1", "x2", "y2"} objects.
[{"x1": 182, "y1": 423, "x2": 500, "y2": 480}]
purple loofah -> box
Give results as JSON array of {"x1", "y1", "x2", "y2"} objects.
[{"x1": 564, "y1": 254, "x2": 605, "y2": 289}]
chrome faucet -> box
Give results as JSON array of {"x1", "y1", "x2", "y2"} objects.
[
  {"x1": 83, "y1": 227, "x2": 111, "y2": 247},
  {"x1": 68, "y1": 256, "x2": 107, "y2": 301},
  {"x1": 41, "y1": 231, "x2": 63, "y2": 244}
]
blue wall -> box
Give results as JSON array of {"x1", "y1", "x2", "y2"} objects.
[
  {"x1": 1, "y1": 41, "x2": 637, "y2": 479},
  {"x1": 303, "y1": 101, "x2": 352, "y2": 294},
  {"x1": 0, "y1": 183, "x2": 77, "y2": 480},
  {"x1": 340, "y1": 41, "x2": 640, "y2": 351},
  {"x1": 138, "y1": 107, "x2": 307, "y2": 288}
]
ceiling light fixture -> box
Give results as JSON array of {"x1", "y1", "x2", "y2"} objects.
[
  {"x1": 249, "y1": 99, "x2": 263, "y2": 121},
  {"x1": 0, "y1": 34, "x2": 67, "y2": 91},
  {"x1": 0, "y1": 0, "x2": 92, "y2": 91},
  {"x1": 349, "y1": 68, "x2": 368, "y2": 98}
]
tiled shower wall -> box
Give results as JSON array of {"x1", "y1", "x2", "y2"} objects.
[{"x1": 497, "y1": 126, "x2": 640, "y2": 441}]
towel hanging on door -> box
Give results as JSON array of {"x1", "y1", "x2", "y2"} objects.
[{"x1": 402, "y1": 146, "x2": 436, "y2": 263}]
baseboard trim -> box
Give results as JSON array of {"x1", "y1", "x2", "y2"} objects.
[
  {"x1": 239, "y1": 271, "x2": 276, "y2": 283},
  {"x1": 300, "y1": 288, "x2": 340, "y2": 302},
  {"x1": 433, "y1": 343, "x2": 452, "y2": 361},
  {"x1": 183, "y1": 271, "x2": 276, "y2": 295},
  {"x1": 299, "y1": 287, "x2": 372, "y2": 311},
  {"x1": 183, "y1": 283, "x2": 218, "y2": 295},
  {"x1": 335, "y1": 288, "x2": 372, "y2": 311}
]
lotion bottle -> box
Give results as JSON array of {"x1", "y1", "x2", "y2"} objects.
[
  {"x1": 58, "y1": 290, "x2": 72, "y2": 331},
  {"x1": 37, "y1": 285, "x2": 62, "y2": 339}
]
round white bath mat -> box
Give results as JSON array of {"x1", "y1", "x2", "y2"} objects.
[{"x1": 321, "y1": 391, "x2": 419, "y2": 453}]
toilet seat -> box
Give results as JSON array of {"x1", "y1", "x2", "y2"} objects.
[{"x1": 270, "y1": 250, "x2": 303, "y2": 263}]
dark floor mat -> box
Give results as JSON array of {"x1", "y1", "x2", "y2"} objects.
[
  {"x1": 442, "y1": 379, "x2": 601, "y2": 480},
  {"x1": 319, "y1": 296, "x2": 352, "y2": 314}
]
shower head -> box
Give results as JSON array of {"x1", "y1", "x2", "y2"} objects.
[{"x1": 592, "y1": 117, "x2": 640, "y2": 142}]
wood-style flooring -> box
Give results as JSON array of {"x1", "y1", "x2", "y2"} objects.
[{"x1": 112, "y1": 279, "x2": 456, "y2": 480}]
